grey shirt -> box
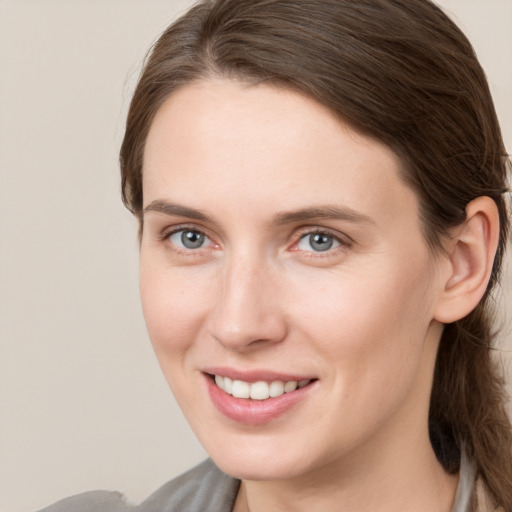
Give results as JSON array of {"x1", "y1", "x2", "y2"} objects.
[
  {"x1": 37, "y1": 460, "x2": 239, "y2": 512},
  {"x1": 38, "y1": 455, "x2": 476, "y2": 512}
]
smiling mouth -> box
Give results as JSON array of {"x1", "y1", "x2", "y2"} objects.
[{"x1": 211, "y1": 374, "x2": 314, "y2": 400}]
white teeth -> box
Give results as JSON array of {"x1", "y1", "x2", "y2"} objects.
[
  {"x1": 250, "y1": 381, "x2": 270, "y2": 400},
  {"x1": 231, "y1": 380, "x2": 250, "y2": 399},
  {"x1": 284, "y1": 380, "x2": 298, "y2": 393},
  {"x1": 223, "y1": 376, "x2": 233, "y2": 394},
  {"x1": 269, "y1": 380, "x2": 284, "y2": 397},
  {"x1": 214, "y1": 376, "x2": 311, "y2": 400}
]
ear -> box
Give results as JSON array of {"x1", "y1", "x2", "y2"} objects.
[{"x1": 433, "y1": 196, "x2": 500, "y2": 324}]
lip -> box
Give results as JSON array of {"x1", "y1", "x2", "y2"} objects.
[
  {"x1": 203, "y1": 366, "x2": 316, "y2": 383},
  {"x1": 203, "y1": 369, "x2": 317, "y2": 425}
]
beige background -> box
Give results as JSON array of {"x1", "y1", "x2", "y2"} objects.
[{"x1": 0, "y1": 1, "x2": 510, "y2": 511}]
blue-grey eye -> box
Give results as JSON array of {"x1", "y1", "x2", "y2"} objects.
[
  {"x1": 297, "y1": 232, "x2": 340, "y2": 252},
  {"x1": 169, "y1": 229, "x2": 209, "y2": 249}
]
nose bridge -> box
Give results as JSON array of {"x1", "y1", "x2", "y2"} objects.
[{"x1": 210, "y1": 251, "x2": 285, "y2": 349}]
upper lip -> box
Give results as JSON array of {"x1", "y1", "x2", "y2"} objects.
[{"x1": 203, "y1": 367, "x2": 316, "y2": 383}]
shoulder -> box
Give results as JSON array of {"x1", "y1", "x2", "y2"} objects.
[
  {"x1": 37, "y1": 459, "x2": 240, "y2": 512},
  {"x1": 36, "y1": 490, "x2": 131, "y2": 512},
  {"x1": 452, "y1": 452, "x2": 506, "y2": 512},
  {"x1": 470, "y1": 476, "x2": 505, "y2": 512},
  {"x1": 139, "y1": 458, "x2": 240, "y2": 511}
]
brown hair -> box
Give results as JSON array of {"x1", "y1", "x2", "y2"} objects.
[{"x1": 120, "y1": 0, "x2": 512, "y2": 506}]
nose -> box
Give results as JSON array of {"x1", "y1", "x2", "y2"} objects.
[{"x1": 209, "y1": 257, "x2": 288, "y2": 351}]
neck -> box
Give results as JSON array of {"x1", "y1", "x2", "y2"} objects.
[{"x1": 233, "y1": 431, "x2": 459, "y2": 512}]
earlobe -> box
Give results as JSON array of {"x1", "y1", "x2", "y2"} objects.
[{"x1": 433, "y1": 196, "x2": 500, "y2": 324}]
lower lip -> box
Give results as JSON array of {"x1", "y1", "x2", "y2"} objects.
[{"x1": 205, "y1": 375, "x2": 315, "y2": 425}]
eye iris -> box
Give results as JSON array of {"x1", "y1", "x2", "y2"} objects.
[
  {"x1": 181, "y1": 230, "x2": 205, "y2": 249},
  {"x1": 310, "y1": 233, "x2": 333, "y2": 251}
]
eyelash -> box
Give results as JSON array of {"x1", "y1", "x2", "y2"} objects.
[
  {"x1": 160, "y1": 225, "x2": 352, "y2": 257},
  {"x1": 160, "y1": 225, "x2": 217, "y2": 256},
  {"x1": 292, "y1": 228, "x2": 352, "y2": 257}
]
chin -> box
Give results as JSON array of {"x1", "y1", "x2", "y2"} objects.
[
  {"x1": 196, "y1": 430, "x2": 324, "y2": 481},
  {"x1": 213, "y1": 452, "x2": 309, "y2": 481}
]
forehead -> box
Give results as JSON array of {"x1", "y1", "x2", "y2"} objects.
[{"x1": 142, "y1": 79, "x2": 420, "y2": 229}]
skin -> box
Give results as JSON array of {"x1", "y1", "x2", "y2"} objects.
[{"x1": 140, "y1": 79, "x2": 461, "y2": 511}]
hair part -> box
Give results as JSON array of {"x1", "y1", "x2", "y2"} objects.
[{"x1": 120, "y1": 0, "x2": 512, "y2": 505}]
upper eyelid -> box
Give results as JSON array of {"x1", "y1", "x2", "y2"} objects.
[
  {"x1": 164, "y1": 227, "x2": 216, "y2": 254},
  {"x1": 162, "y1": 224, "x2": 213, "y2": 240},
  {"x1": 293, "y1": 226, "x2": 353, "y2": 244},
  {"x1": 158, "y1": 223, "x2": 352, "y2": 249},
  {"x1": 145, "y1": 212, "x2": 226, "y2": 241}
]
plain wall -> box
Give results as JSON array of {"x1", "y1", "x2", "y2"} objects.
[{"x1": 0, "y1": 1, "x2": 510, "y2": 511}]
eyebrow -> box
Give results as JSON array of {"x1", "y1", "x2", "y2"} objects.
[
  {"x1": 272, "y1": 206, "x2": 375, "y2": 226},
  {"x1": 143, "y1": 200, "x2": 374, "y2": 226},
  {"x1": 143, "y1": 200, "x2": 213, "y2": 222}
]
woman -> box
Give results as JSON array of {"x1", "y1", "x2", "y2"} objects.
[{"x1": 42, "y1": 0, "x2": 511, "y2": 510}]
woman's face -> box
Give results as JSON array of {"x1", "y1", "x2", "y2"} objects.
[{"x1": 140, "y1": 79, "x2": 447, "y2": 481}]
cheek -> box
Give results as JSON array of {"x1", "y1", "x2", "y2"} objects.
[
  {"x1": 292, "y1": 259, "x2": 436, "y2": 385},
  {"x1": 139, "y1": 262, "x2": 213, "y2": 357},
  {"x1": 291, "y1": 267, "x2": 437, "y2": 446}
]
